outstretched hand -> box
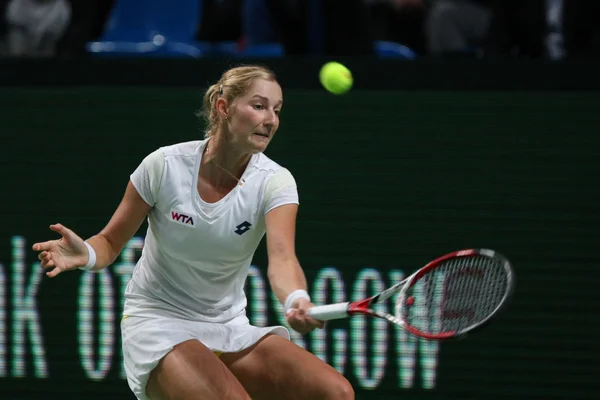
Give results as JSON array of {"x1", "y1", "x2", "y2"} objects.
[
  {"x1": 285, "y1": 298, "x2": 325, "y2": 334},
  {"x1": 32, "y1": 223, "x2": 89, "y2": 278}
]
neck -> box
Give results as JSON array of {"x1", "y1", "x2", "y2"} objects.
[{"x1": 202, "y1": 135, "x2": 251, "y2": 187}]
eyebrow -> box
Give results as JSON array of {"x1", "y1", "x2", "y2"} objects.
[{"x1": 252, "y1": 94, "x2": 283, "y2": 106}]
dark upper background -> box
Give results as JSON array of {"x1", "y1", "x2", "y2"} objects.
[{"x1": 1, "y1": 1, "x2": 599, "y2": 399}]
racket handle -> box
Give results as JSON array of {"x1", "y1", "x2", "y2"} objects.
[{"x1": 307, "y1": 302, "x2": 350, "y2": 321}]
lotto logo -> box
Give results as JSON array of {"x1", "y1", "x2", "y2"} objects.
[{"x1": 234, "y1": 221, "x2": 252, "y2": 235}]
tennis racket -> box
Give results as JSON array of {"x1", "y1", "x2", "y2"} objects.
[{"x1": 307, "y1": 248, "x2": 514, "y2": 340}]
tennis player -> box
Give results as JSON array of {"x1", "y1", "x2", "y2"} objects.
[{"x1": 32, "y1": 65, "x2": 354, "y2": 400}]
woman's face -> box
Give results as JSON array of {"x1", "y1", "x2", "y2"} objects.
[{"x1": 226, "y1": 78, "x2": 283, "y2": 153}]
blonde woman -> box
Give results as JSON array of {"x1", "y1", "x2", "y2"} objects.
[{"x1": 33, "y1": 65, "x2": 354, "y2": 400}]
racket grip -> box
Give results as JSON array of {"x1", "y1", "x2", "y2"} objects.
[{"x1": 307, "y1": 302, "x2": 350, "y2": 321}]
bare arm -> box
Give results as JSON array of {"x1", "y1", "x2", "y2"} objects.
[
  {"x1": 34, "y1": 181, "x2": 152, "y2": 277},
  {"x1": 87, "y1": 181, "x2": 152, "y2": 270},
  {"x1": 265, "y1": 204, "x2": 324, "y2": 334},
  {"x1": 265, "y1": 204, "x2": 307, "y2": 305}
]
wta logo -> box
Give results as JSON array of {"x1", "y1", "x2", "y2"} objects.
[{"x1": 170, "y1": 210, "x2": 194, "y2": 226}]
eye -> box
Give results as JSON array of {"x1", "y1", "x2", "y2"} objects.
[
  {"x1": 253, "y1": 104, "x2": 265, "y2": 110},
  {"x1": 274, "y1": 109, "x2": 281, "y2": 116}
]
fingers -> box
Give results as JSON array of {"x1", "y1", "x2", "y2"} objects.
[
  {"x1": 32, "y1": 223, "x2": 72, "y2": 251},
  {"x1": 37, "y1": 251, "x2": 61, "y2": 278},
  {"x1": 38, "y1": 250, "x2": 48, "y2": 262},
  {"x1": 46, "y1": 267, "x2": 64, "y2": 278},
  {"x1": 32, "y1": 240, "x2": 57, "y2": 252},
  {"x1": 38, "y1": 252, "x2": 55, "y2": 268},
  {"x1": 310, "y1": 317, "x2": 326, "y2": 329},
  {"x1": 294, "y1": 308, "x2": 325, "y2": 328},
  {"x1": 49, "y1": 223, "x2": 75, "y2": 240},
  {"x1": 306, "y1": 315, "x2": 325, "y2": 329},
  {"x1": 286, "y1": 309, "x2": 325, "y2": 333},
  {"x1": 33, "y1": 224, "x2": 79, "y2": 279},
  {"x1": 38, "y1": 251, "x2": 61, "y2": 277}
]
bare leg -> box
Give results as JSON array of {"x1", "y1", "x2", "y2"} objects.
[
  {"x1": 221, "y1": 334, "x2": 354, "y2": 400},
  {"x1": 147, "y1": 339, "x2": 251, "y2": 400}
]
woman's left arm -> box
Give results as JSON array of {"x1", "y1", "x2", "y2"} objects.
[{"x1": 265, "y1": 204, "x2": 324, "y2": 333}]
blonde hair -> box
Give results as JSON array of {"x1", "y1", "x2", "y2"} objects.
[{"x1": 199, "y1": 65, "x2": 278, "y2": 138}]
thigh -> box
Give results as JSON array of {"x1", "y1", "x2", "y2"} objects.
[
  {"x1": 147, "y1": 339, "x2": 251, "y2": 400},
  {"x1": 221, "y1": 334, "x2": 354, "y2": 400}
]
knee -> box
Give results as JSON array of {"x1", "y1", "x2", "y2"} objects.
[{"x1": 324, "y1": 375, "x2": 354, "y2": 400}]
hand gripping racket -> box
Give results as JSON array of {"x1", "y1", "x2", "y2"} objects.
[{"x1": 307, "y1": 248, "x2": 514, "y2": 340}]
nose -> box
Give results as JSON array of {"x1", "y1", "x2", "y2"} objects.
[{"x1": 264, "y1": 109, "x2": 277, "y2": 128}]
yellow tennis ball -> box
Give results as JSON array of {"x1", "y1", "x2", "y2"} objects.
[{"x1": 319, "y1": 62, "x2": 353, "y2": 95}]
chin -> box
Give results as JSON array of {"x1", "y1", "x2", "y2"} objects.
[
  {"x1": 252, "y1": 144, "x2": 268, "y2": 153},
  {"x1": 249, "y1": 138, "x2": 271, "y2": 152}
]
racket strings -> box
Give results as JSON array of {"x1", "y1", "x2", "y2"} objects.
[{"x1": 399, "y1": 256, "x2": 509, "y2": 335}]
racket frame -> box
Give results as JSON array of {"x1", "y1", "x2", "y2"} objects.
[{"x1": 307, "y1": 248, "x2": 515, "y2": 340}]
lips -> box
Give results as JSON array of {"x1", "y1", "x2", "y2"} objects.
[{"x1": 253, "y1": 132, "x2": 269, "y2": 138}]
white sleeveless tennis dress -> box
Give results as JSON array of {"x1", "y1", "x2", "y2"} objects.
[{"x1": 121, "y1": 139, "x2": 299, "y2": 400}]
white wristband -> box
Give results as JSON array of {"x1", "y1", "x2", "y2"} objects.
[
  {"x1": 284, "y1": 289, "x2": 311, "y2": 312},
  {"x1": 79, "y1": 242, "x2": 96, "y2": 271}
]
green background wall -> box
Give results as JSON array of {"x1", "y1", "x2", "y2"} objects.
[{"x1": 0, "y1": 59, "x2": 598, "y2": 399}]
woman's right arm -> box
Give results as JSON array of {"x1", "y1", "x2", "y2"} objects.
[
  {"x1": 33, "y1": 181, "x2": 152, "y2": 277},
  {"x1": 86, "y1": 180, "x2": 153, "y2": 270}
]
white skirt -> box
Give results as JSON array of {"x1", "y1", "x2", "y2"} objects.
[{"x1": 121, "y1": 314, "x2": 290, "y2": 400}]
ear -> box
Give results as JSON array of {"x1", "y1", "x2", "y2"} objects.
[{"x1": 216, "y1": 97, "x2": 229, "y2": 120}]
